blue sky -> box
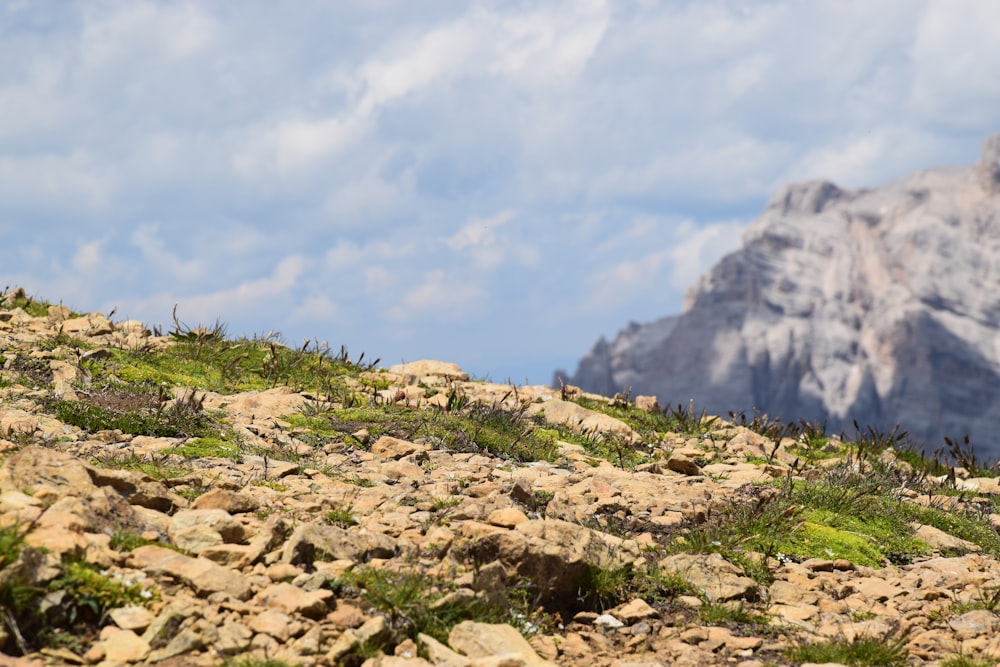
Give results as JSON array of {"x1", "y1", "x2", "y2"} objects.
[{"x1": 2, "y1": 1, "x2": 999, "y2": 385}]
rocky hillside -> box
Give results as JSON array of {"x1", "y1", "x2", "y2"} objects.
[
  {"x1": 4, "y1": 287, "x2": 1000, "y2": 667},
  {"x1": 559, "y1": 134, "x2": 1000, "y2": 459}
]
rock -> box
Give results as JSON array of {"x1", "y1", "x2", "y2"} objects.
[
  {"x1": 101, "y1": 628, "x2": 151, "y2": 663},
  {"x1": 128, "y1": 545, "x2": 253, "y2": 600},
  {"x1": 280, "y1": 522, "x2": 397, "y2": 566},
  {"x1": 448, "y1": 621, "x2": 553, "y2": 665},
  {"x1": 372, "y1": 436, "x2": 426, "y2": 460},
  {"x1": 389, "y1": 360, "x2": 469, "y2": 383},
  {"x1": 528, "y1": 399, "x2": 637, "y2": 441},
  {"x1": 660, "y1": 553, "x2": 759, "y2": 602},
  {"x1": 190, "y1": 488, "x2": 260, "y2": 513},
  {"x1": 616, "y1": 598, "x2": 658, "y2": 623},
  {"x1": 169, "y1": 509, "x2": 245, "y2": 543},
  {"x1": 487, "y1": 508, "x2": 529, "y2": 528},
  {"x1": 249, "y1": 609, "x2": 297, "y2": 641},
  {"x1": 108, "y1": 606, "x2": 155, "y2": 632},
  {"x1": 465, "y1": 518, "x2": 639, "y2": 601},
  {"x1": 419, "y1": 632, "x2": 471, "y2": 667},
  {"x1": 560, "y1": 133, "x2": 1000, "y2": 456},
  {"x1": 253, "y1": 582, "x2": 333, "y2": 619}
]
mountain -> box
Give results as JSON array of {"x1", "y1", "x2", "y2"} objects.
[{"x1": 558, "y1": 133, "x2": 1000, "y2": 456}]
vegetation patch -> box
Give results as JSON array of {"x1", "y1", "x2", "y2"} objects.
[
  {"x1": 170, "y1": 436, "x2": 241, "y2": 460},
  {"x1": 333, "y1": 566, "x2": 547, "y2": 654},
  {"x1": 785, "y1": 632, "x2": 908, "y2": 667},
  {"x1": 287, "y1": 400, "x2": 559, "y2": 463}
]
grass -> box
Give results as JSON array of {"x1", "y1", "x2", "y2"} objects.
[
  {"x1": 286, "y1": 400, "x2": 559, "y2": 463},
  {"x1": 170, "y1": 436, "x2": 241, "y2": 460},
  {"x1": 784, "y1": 631, "x2": 909, "y2": 667},
  {"x1": 50, "y1": 560, "x2": 157, "y2": 626},
  {"x1": 697, "y1": 601, "x2": 770, "y2": 629},
  {"x1": 940, "y1": 653, "x2": 998, "y2": 667},
  {"x1": 333, "y1": 566, "x2": 546, "y2": 653},
  {"x1": 576, "y1": 563, "x2": 700, "y2": 613},
  {"x1": 85, "y1": 313, "x2": 377, "y2": 398},
  {"x1": 0, "y1": 290, "x2": 74, "y2": 318},
  {"x1": 48, "y1": 386, "x2": 214, "y2": 438},
  {"x1": 324, "y1": 505, "x2": 359, "y2": 528}
]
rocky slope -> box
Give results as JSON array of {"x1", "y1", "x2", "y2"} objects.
[
  {"x1": 3, "y1": 288, "x2": 1000, "y2": 666},
  {"x1": 559, "y1": 134, "x2": 1000, "y2": 458}
]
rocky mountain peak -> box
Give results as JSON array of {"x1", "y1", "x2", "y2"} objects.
[
  {"x1": 980, "y1": 132, "x2": 1000, "y2": 193},
  {"x1": 562, "y1": 133, "x2": 1000, "y2": 456}
]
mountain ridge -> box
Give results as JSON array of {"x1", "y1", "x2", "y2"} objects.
[{"x1": 558, "y1": 133, "x2": 1000, "y2": 457}]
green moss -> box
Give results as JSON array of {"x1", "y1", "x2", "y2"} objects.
[
  {"x1": 778, "y1": 521, "x2": 888, "y2": 567},
  {"x1": 87, "y1": 335, "x2": 372, "y2": 396},
  {"x1": 171, "y1": 437, "x2": 240, "y2": 459}
]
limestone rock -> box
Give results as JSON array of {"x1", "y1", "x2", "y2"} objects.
[
  {"x1": 280, "y1": 522, "x2": 397, "y2": 566},
  {"x1": 561, "y1": 133, "x2": 1000, "y2": 455},
  {"x1": 128, "y1": 545, "x2": 253, "y2": 600},
  {"x1": 448, "y1": 621, "x2": 553, "y2": 665}
]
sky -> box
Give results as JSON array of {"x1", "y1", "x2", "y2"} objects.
[{"x1": 2, "y1": 1, "x2": 999, "y2": 385}]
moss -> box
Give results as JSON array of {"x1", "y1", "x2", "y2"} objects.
[
  {"x1": 171, "y1": 437, "x2": 240, "y2": 459},
  {"x1": 778, "y1": 521, "x2": 889, "y2": 567}
]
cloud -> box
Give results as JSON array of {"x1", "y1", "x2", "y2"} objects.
[
  {"x1": 584, "y1": 218, "x2": 747, "y2": 312},
  {"x1": 385, "y1": 269, "x2": 487, "y2": 322},
  {"x1": 4, "y1": 0, "x2": 1000, "y2": 385},
  {"x1": 71, "y1": 241, "x2": 102, "y2": 272},
  {"x1": 112, "y1": 255, "x2": 308, "y2": 327},
  {"x1": 445, "y1": 210, "x2": 514, "y2": 251},
  {"x1": 129, "y1": 224, "x2": 206, "y2": 282}
]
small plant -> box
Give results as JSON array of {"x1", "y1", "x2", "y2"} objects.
[
  {"x1": 49, "y1": 561, "x2": 157, "y2": 626},
  {"x1": 945, "y1": 433, "x2": 999, "y2": 478},
  {"x1": 576, "y1": 563, "x2": 698, "y2": 613},
  {"x1": 665, "y1": 401, "x2": 718, "y2": 437},
  {"x1": 324, "y1": 505, "x2": 359, "y2": 528},
  {"x1": 109, "y1": 529, "x2": 160, "y2": 553},
  {"x1": 698, "y1": 601, "x2": 770, "y2": 628},
  {"x1": 339, "y1": 567, "x2": 487, "y2": 646},
  {"x1": 728, "y1": 409, "x2": 797, "y2": 443},
  {"x1": 940, "y1": 652, "x2": 998, "y2": 667},
  {"x1": 0, "y1": 523, "x2": 43, "y2": 654},
  {"x1": 784, "y1": 629, "x2": 908, "y2": 667},
  {"x1": 223, "y1": 656, "x2": 300, "y2": 667},
  {"x1": 431, "y1": 496, "x2": 461, "y2": 511}
]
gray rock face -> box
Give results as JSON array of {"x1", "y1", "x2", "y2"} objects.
[{"x1": 560, "y1": 134, "x2": 1000, "y2": 455}]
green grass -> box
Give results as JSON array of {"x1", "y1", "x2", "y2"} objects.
[
  {"x1": 784, "y1": 633, "x2": 908, "y2": 667},
  {"x1": 940, "y1": 653, "x2": 998, "y2": 667},
  {"x1": 576, "y1": 563, "x2": 699, "y2": 612},
  {"x1": 50, "y1": 560, "x2": 158, "y2": 626},
  {"x1": 567, "y1": 395, "x2": 717, "y2": 441},
  {"x1": 698, "y1": 601, "x2": 770, "y2": 629},
  {"x1": 85, "y1": 330, "x2": 374, "y2": 397},
  {"x1": 287, "y1": 401, "x2": 559, "y2": 463},
  {"x1": 334, "y1": 567, "x2": 527, "y2": 649},
  {"x1": 170, "y1": 436, "x2": 241, "y2": 460},
  {"x1": 324, "y1": 505, "x2": 359, "y2": 528}
]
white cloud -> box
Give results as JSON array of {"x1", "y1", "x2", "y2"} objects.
[
  {"x1": 80, "y1": 2, "x2": 217, "y2": 70},
  {"x1": 71, "y1": 241, "x2": 102, "y2": 272},
  {"x1": 445, "y1": 210, "x2": 514, "y2": 251},
  {"x1": 114, "y1": 255, "x2": 308, "y2": 326},
  {"x1": 584, "y1": 218, "x2": 747, "y2": 311},
  {"x1": 385, "y1": 269, "x2": 487, "y2": 322},
  {"x1": 290, "y1": 293, "x2": 338, "y2": 324},
  {"x1": 129, "y1": 224, "x2": 206, "y2": 281},
  {"x1": 4, "y1": 0, "x2": 1000, "y2": 384}
]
